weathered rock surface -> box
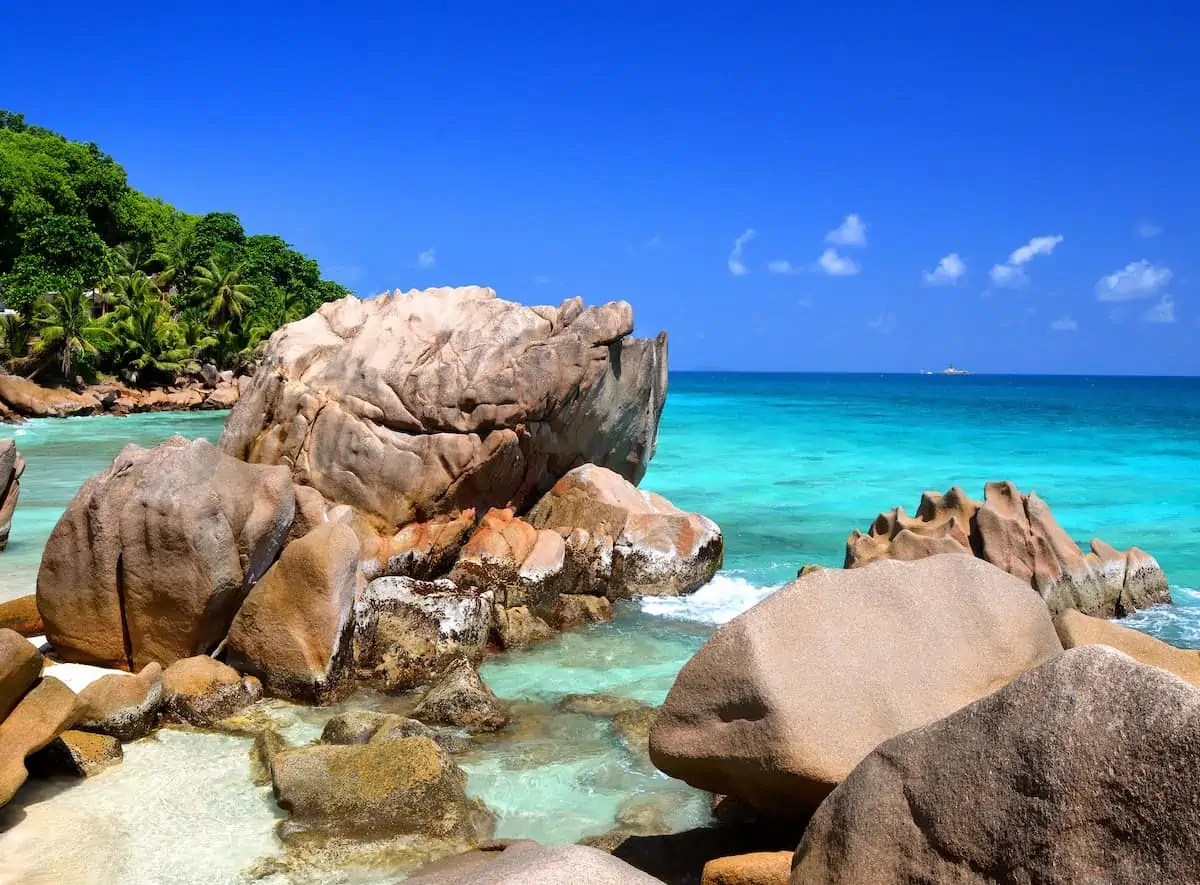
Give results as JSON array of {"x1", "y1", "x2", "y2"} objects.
[
  {"x1": 1054, "y1": 608, "x2": 1200, "y2": 686},
  {"x1": 553, "y1": 594, "x2": 613, "y2": 629},
  {"x1": 27, "y1": 729, "x2": 123, "y2": 778},
  {"x1": 845, "y1": 481, "x2": 1169, "y2": 616},
  {"x1": 353, "y1": 576, "x2": 494, "y2": 691},
  {"x1": 406, "y1": 840, "x2": 666, "y2": 884},
  {"x1": 0, "y1": 374, "x2": 97, "y2": 418},
  {"x1": 271, "y1": 735, "x2": 492, "y2": 841},
  {"x1": 493, "y1": 605, "x2": 554, "y2": 649},
  {"x1": 374, "y1": 512, "x2": 477, "y2": 581},
  {"x1": 791, "y1": 646, "x2": 1200, "y2": 885},
  {"x1": 0, "y1": 438, "x2": 25, "y2": 550},
  {"x1": 528, "y1": 464, "x2": 723, "y2": 598},
  {"x1": 75, "y1": 662, "x2": 163, "y2": 741},
  {"x1": 1, "y1": 627, "x2": 43, "y2": 721},
  {"x1": 320, "y1": 709, "x2": 465, "y2": 753},
  {"x1": 449, "y1": 508, "x2": 566, "y2": 617},
  {"x1": 36, "y1": 437, "x2": 296, "y2": 669},
  {"x1": 649, "y1": 555, "x2": 1063, "y2": 816},
  {"x1": 702, "y1": 851, "x2": 791, "y2": 885},
  {"x1": 0, "y1": 676, "x2": 78, "y2": 805},
  {"x1": 0, "y1": 374, "x2": 240, "y2": 422},
  {"x1": 219, "y1": 287, "x2": 668, "y2": 529},
  {"x1": 414, "y1": 657, "x2": 509, "y2": 732},
  {"x1": 160, "y1": 655, "x2": 261, "y2": 727},
  {"x1": 225, "y1": 522, "x2": 361, "y2": 702},
  {"x1": 0, "y1": 594, "x2": 43, "y2": 636}
]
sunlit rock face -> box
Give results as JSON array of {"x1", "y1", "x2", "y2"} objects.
[{"x1": 219, "y1": 287, "x2": 668, "y2": 530}]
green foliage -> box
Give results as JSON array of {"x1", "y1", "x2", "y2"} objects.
[{"x1": 0, "y1": 109, "x2": 352, "y2": 383}]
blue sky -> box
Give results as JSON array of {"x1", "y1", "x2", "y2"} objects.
[{"x1": 6, "y1": 2, "x2": 1197, "y2": 374}]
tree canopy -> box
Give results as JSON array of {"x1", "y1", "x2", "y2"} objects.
[{"x1": 0, "y1": 110, "x2": 351, "y2": 383}]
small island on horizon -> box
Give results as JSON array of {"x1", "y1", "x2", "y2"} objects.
[{"x1": 919, "y1": 365, "x2": 971, "y2": 376}]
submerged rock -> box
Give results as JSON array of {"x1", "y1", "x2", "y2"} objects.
[
  {"x1": 792, "y1": 646, "x2": 1200, "y2": 885},
  {"x1": 406, "y1": 840, "x2": 666, "y2": 884},
  {"x1": 36, "y1": 437, "x2": 296, "y2": 669},
  {"x1": 1054, "y1": 608, "x2": 1200, "y2": 686},
  {"x1": 414, "y1": 657, "x2": 509, "y2": 733},
  {"x1": 320, "y1": 710, "x2": 465, "y2": 753},
  {"x1": 353, "y1": 576, "x2": 494, "y2": 691},
  {"x1": 0, "y1": 675, "x2": 78, "y2": 805},
  {"x1": 845, "y1": 481, "x2": 1170, "y2": 616},
  {"x1": 0, "y1": 438, "x2": 25, "y2": 551},
  {"x1": 528, "y1": 464, "x2": 723, "y2": 598},
  {"x1": 160, "y1": 655, "x2": 261, "y2": 727},
  {"x1": 75, "y1": 662, "x2": 163, "y2": 741},
  {"x1": 27, "y1": 729, "x2": 123, "y2": 778},
  {"x1": 271, "y1": 735, "x2": 493, "y2": 841},
  {"x1": 225, "y1": 522, "x2": 362, "y2": 702},
  {"x1": 220, "y1": 287, "x2": 668, "y2": 529},
  {"x1": 649, "y1": 555, "x2": 1063, "y2": 816}
]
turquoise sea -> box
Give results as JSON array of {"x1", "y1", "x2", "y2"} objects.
[{"x1": 2, "y1": 373, "x2": 1199, "y2": 882}]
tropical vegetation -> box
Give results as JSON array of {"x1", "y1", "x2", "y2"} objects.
[{"x1": 0, "y1": 110, "x2": 351, "y2": 384}]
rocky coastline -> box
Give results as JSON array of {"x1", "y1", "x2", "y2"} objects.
[
  {"x1": 0, "y1": 369, "x2": 242, "y2": 423},
  {"x1": 0, "y1": 287, "x2": 1194, "y2": 885}
]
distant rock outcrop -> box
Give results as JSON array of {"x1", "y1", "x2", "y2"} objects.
[
  {"x1": 844, "y1": 481, "x2": 1169, "y2": 616},
  {"x1": 0, "y1": 439, "x2": 25, "y2": 551},
  {"x1": 219, "y1": 287, "x2": 668, "y2": 529}
]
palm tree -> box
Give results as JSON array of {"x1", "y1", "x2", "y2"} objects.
[
  {"x1": 32, "y1": 289, "x2": 115, "y2": 379},
  {"x1": 103, "y1": 270, "x2": 162, "y2": 319},
  {"x1": 179, "y1": 317, "x2": 218, "y2": 361},
  {"x1": 150, "y1": 232, "x2": 193, "y2": 297},
  {"x1": 0, "y1": 312, "x2": 34, "y2": 364},
  {"x1": 190, "y1": 257, "x2": 255, "y2": 326},
  {"x1": 112, "y1": 299, "x2": 192, "y2": 381}
]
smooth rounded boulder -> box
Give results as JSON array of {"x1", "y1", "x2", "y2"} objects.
[
  {"x1": 1054, "y1": 608, "x2": 1200, "y2": 686},
  {"x1": 160, "y1": 655, "x2": 261, "y2": 727},
  {"x1": 36, "y1": 437, "x2": 295, "y2": 669},
  {"x1": 791, "y1": 646, "x2": 1200, "y2": 885},
  {"x1": 406, "y1": 840, "x2": 666, "y2": 884},
  {"x1": 1, "y1": 628, "x2": 43, "y2": 721},
  {"x1": 0, "y1": 676, "x2": 79, "y2": 806},
  {"x1": 219, "y1": 287, "x2": 668, "y2": 530},
  {"x1": 649, "y1": 555, "x2": 1063, "y2": 815},
  {"x1": 74, "y1": 662, "x2": 163, "y2": 741},
  {"x1": 845, "y1": 481, "x2": 1170, "y2": 616},
  {"x1": 225, "y1": 522, "x2": 362, "y2": 702}
]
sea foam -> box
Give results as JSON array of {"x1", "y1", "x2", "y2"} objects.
[{"x1": 638, "y1": 572, "x2": 781, "y2": 625}]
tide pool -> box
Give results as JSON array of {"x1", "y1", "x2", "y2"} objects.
[{"x1": 1, "y1": 372, "x2": 1199, "y2": 883}]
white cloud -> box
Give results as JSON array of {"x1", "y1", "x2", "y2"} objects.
[
  {"x1": 1050, "y1": 315, "x2": 1078, "y2": 332},
  {"x1": 644, "y1": 233, "x2": 664, "y2": 250},
  {"x1": 728, "y1": 228, "x2": 756, "y2": 276},
  {"x1": 869, "y1": 310, "x2": 897, "y2": 335},
  {"x1": 1136, "y1": 220, "x2": 1163, "y2": 238},
  {"x1": 767, "y1": 259, "x2": 797, "y2": 275},
  {"x1": 989, "y1": 234, "x2": 1063, "y2": 288},
  {"x1": 817, "y1": 248, "x2": 860, "y2": 277},
  {"x1": 1095, "y1": 260, "x2": 1172, "y2": 302},
  {"x1": 989, "y1": 263, "x2": 1028, "y2": 288},
  {"x1": 1142, "y1": 295, "x2": 1176, "y2": 324},
  {"x1": 533, "y1": 274, "x2": 552, "y2": 285},
  {"x1": 796, "y1": 297, "x2": 813, "y2": 308},
  {"x1": 923, "y1": 253, "x2": 967, "y2": 286},
  {"x1": 826, "y1": 213, "x2": 867, "y2": 247},
  {"x1": 1008, "y1": 235, "x2": 1064, "y2": 266},
  {"x1": 417, "y1": 248, "x2": 436, "y2": 269}
]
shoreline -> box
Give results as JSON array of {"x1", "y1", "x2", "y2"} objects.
[{"x1": 0, "y1": 372, "x2": 241, "y2": 423}]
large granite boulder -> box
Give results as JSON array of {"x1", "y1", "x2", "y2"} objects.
[
  {"x1": 0, "y1": 438, "x2": 24, "y2": 551},
  {"x1": 219, "y1": 287, "x2": 668, "y2": 529},
  {"x1": 225, "y1": 522, "x2": 362, "y2": 702},
  {"x1": 406, "y1": 840, "x2": 666, "y2": 884},
  {"x1": 1054, "y1": 608, "x2": 1200, "y2": 686},
  {"x1": 271, "y1": 735, "x2": 493, "y2": 841},
  {"x1": 0, "y1": 675, "x2": 78, "y2": 805},
  {"x1": 0, "y1": 374, "x2": 97, "y2": 418},
  {"x1": 845, "y1": 481, "x2": 1169, "y2": 616},
  {"x1": 791, "y1": 646, "x2": 1200, "y2": 885},
  {"x1": 353, "y1": 576, "x2": 494, "y2": 691},
  {"x1": 527, "y1": 464, "x2": 723, "y2": 598},
  {"x1": 36, "y1": 437, "x2": 296, "y2": 669},
  {"x1": 649, "y1": 555, "x2": 1063, "y2": 816}
]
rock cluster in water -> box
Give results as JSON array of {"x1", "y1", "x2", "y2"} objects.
[
  {"x1": 0, "y1": 438, "x2": 23, "y2": 550},
  {"x1": 32, "y1": 287, "x2": 722, "y2": 705},
  {"x1": 0, "y1": 370, "x2": 242, "y2": 422},
  {"x1": 844, "y1": 481, "x2": 1169, "y2": 616}
]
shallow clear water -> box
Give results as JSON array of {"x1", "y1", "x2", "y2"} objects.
[{"x1": 2, "y1": 373, "x2": 1199, "y2": 883}]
